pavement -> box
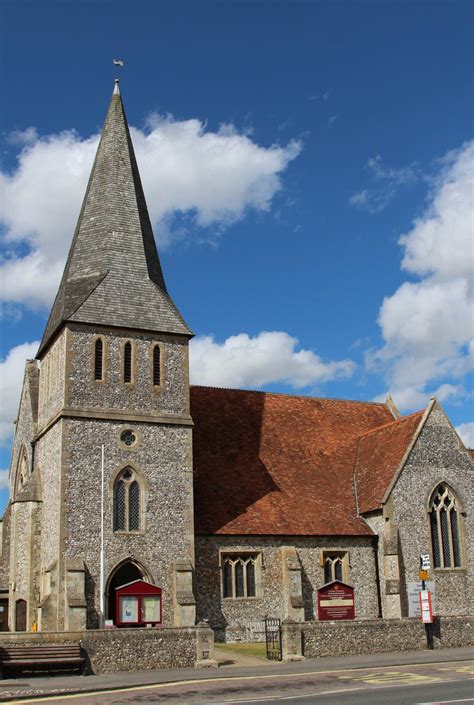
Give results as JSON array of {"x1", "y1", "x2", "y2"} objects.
[{"x1": 0, "y1": 645, "x2": 472, "y2": 702}]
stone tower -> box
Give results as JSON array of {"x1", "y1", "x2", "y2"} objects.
[{"x1": 14, "y1": 80, "x2": 196, "y2": 631}]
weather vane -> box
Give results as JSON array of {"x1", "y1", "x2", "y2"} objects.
[{"x1": 113, "y1": 59, "x2": 124, "y2": 81}]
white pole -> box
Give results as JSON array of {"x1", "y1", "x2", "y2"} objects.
[{"x1": 99, "y1": 444, "x2": 105, "y2": 628}]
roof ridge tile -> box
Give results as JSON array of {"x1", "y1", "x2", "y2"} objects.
[{"x1": 357, "y1": 409, "x2": 424, "y2": 439}]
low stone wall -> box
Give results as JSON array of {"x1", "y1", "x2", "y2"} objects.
[
  {"x1": 0, "y1": 624, "x2": 216, "y2": 674},
  {"x1": 301, "y1": 616, "x2": 473, "y2": 658}
]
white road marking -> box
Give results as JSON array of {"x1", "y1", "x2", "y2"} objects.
[{"x1": 416, "y1": 699, "x2": 474, "y2": 705}]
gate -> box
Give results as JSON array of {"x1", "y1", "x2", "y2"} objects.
[{"x1": 265, "y1": 617, "x2": 282, "y2": 661}]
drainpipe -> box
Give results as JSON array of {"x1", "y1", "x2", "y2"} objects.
[{"x1": 372, "y1": 536, "x2": 383, "y2": 618}]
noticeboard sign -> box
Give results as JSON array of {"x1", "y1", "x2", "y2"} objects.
[
  {"x1": 407, "y1": 581, "x2": 435, "y2": 618},
  {"x1": 318, "y1": 581, "x2": 355, "y2": 621},
  {"x1": 115, "y1": 579, "x2": 162, "y2": 627}
]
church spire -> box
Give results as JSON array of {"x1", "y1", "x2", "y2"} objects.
[{"x1": 37, "y1": 81, "x2": 191, "y2": 357}]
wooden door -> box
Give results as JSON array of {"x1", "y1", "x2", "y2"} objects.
[
  {"x1": 0, "y1": 599, "x2": 8, "y2": 631},
  {"x1": 15, "y1": 599, "x2": 27, "y2": 631}
]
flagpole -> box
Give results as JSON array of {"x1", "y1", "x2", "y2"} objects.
[{"x1": 99, "y1": 444, "x2": 105, "y2": 627}]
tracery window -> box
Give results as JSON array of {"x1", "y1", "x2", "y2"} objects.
[
  {"x1": 113, "y1": 467, "x2": 141, "y2": 532},
  {"x1": 429, "y1": 484, "x2": 463, "y2": 568},
  {"x1": 152, "y1": 345, "x2": 161, "y2": 386},
  {"x1": 222, "y1": 554, "x2": 259, "y2": 598},
  {"x1": 123, "y1": 342, "x2": 133, "y2": 384},
  {"x1": 94, "y1": 338, "x2": 104, "y2": 381},
  {"x1": 322, "y1": 551, "x2": 348, "y2": 584}
]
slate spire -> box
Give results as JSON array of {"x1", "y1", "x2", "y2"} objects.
[{"x1": 37, "y1": 80, "x2": 191, "y2": 357}]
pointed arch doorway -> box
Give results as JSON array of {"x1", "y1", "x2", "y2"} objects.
[{"x1": 106, "y1": 560, "x2": 148, "y2": 623}]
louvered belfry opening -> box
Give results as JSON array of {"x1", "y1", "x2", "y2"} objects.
[
  {"x1": 153, "y1": 345, "x2": 161, "y2": 386},
  {"x1": 94, "y1": 338, "x2": 103, "y2": 380},
  {"x1": 123, "y1": 342, "x2": 132, "y2": 383}
]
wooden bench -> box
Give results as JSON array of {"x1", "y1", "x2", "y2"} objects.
[{"x1": 0, "y1": 643, "x2": 84, "y2": 678}]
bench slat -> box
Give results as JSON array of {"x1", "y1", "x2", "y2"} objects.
[{"x1": 4, "y1": 658, "x2": 83, "y2": 665}]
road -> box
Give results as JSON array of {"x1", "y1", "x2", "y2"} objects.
[{"x1": 3, "y1": 660, "x2": 473, "y2": 705}]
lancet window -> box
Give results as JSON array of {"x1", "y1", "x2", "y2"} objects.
[
  {"x1": 94, "y1": 338, "x2": 104, "y2": 381},
  {"x1": 152, "y1": 345, "x2": 161, "y2": 386},
  {"x1": 123, "y1": 342, "x2": 133, "y2": 384},
  {"x1": 429, "y1": 484, "x2": 463, "y2": 568},
  {"x1": 113, "y1": 467, "x2": 141, "y2": 532}
]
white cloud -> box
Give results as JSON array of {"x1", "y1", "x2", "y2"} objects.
[
  {"x1": 349, "y1": 154, "x2": 419, "y2": 213},
  {"x1": 371, "y1": 141, "x2": 474, "y2": 410},
  {"x1": 0, "y1": 470, "x2": 9, "y2": 490},
  {"x1": 456, "y1": 422, "x2": 474, "y2": 448},
  {"x1": 349, "y1": 190, "x2": 369, "y2": 208},
  {"x1": 190, "y1": 331, "x2": 355, "y2": 389},
  {"x1": 0, "y1": 341, "x2": 39, "y2": 446},
  {"x1": 0, "y1": 117, "x2": 301, "y2": 309},
  {"x1": 6, "y1": 127, "x2": 38, "y2": 145}
]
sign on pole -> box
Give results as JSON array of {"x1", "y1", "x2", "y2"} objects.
[
  {"x1": 420, "y1": 552, "x2": 431, "y2": 570},
  {"x1": 419, "y1": 590, "x2": 433, "y2": 624},
  {"x1": 407, "y1": 581, "x2": 436, "y2": 618}
]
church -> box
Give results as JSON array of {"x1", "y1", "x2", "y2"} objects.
[{"x1": 0, "y1": 80, "x2": 472, "y2": 641}]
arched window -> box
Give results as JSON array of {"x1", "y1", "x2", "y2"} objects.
[
  {"x1": 429, "y1": 484, "x2": 463, "y2": 568},
  {"x1": 322, "y1": 551, "x2": 348, "y2": 584},
  {"x1": 94, "y1": 338, "x2": 104, "y2": 381},
  {"x1": 222, "y1": 554, "x2": 258, "y2": 598},
  {"x1": 123, "y1": 342, "x2": 133, "y2": 384},
  {"x1": 113, "y1": 467, "x2": 141, "y2": 532},
  {"x1": 152, "y1": 345, "x2": 161, "y2": 386}
]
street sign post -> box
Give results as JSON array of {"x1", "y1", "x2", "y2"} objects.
[{"x1": 419, "y1": 552, "x2": 434, "y2": 650}]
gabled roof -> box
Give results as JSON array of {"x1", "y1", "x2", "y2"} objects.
[
  {"x1": 191, "y1": 386, "x2": 395, "y2": 536},
  {"x1": 38, "y1": 81, "x2": 191, "y2": 357},
  {"x1": 354, "y1": 410, "x2": 424, "y2": 514}
]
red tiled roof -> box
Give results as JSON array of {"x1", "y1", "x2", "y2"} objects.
[
  {"x1": 191, "y1": 387, "x2": 395, "y2": 536},
  {"x1": 354, "y1": 411, "x2": 424, "y2": 514}
]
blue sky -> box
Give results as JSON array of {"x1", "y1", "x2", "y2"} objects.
[{"x1": 1, "y1": 0, "x2": 473, "y2": 511}]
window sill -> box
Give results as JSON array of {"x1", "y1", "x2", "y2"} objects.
[
  {"x1": 433, "y1": 567, "x2": 467, "y2": 573},
  {"x1": 222, "y1": 596, "x2": 262, "y2": 601}
]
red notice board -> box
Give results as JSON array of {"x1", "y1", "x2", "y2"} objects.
[
  {"x1": 115, "y1": 579, "x2": 162, "y2": 627},
  {"x1": 318, "y1": 580, "x2": 355, "y2": 621}
]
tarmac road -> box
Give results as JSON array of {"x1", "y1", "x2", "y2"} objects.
[{"x1": 2, "y1": 658, "x2": 473, "y2": 705}]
